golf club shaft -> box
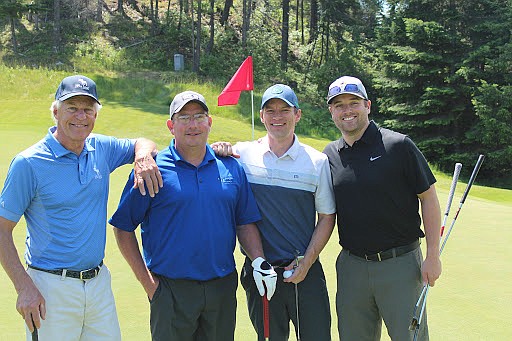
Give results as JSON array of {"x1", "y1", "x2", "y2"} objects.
[
  {"x1": 413, "y1": 156, "x2": 484, "y2": 334},
  {"x1": 440, "y1": 163, "x2": 462, "y2": 237},
  {"x1": 262, "y1": 296, "x2": 270, "y2": 341},
  {"x1": 413, "y1": 162, "x2": 462, "y2": 315},
  {"x1": 295, "y1": 283, "x2": 300, "y2": 341},
  {"x1": 440, "y1": 155, "x2": 484, "y2": 253},
  {"x1": 411, "y1": 162, "x2": 462, "y2": 326}
]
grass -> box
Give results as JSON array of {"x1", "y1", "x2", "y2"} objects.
[{"x1": 1, "y1": 69, "x2": 511, "y2": 340}]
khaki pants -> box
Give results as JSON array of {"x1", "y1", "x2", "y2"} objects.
[{"x1": 26, "y1": 265, "x2": 121, "y2": 341}]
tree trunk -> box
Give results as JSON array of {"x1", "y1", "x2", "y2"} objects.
[
  {"x1": 281, "y1": 0, "x2": 290, "y2": 70},
  {"x1": 300, "y1": 0, "x2": 304, "y2": 44},
  {"x1": 309, "y1": 0, "x2": 318, "y2": 43},
  {"x1": 192, "y1": 0, "x2": 201, "y2": 72},
  {"x1": 53, "y1": 0, "x2": 61, "y2": 52},
  {"x1": 96, "y1": 0, "x2": 103, "y2": 22},
  {"x1": 117, "y1": 0, "x2": 124, "y2": 15},
  {"x1": 9, "y1": 16, "x2": 17, "y2": 54},
  {"x1": 206, "y1": 0, "x2": 215, "y2": 53},
  {"x1": 220, "y1": 0, "x2": 233, "y2": 26}
]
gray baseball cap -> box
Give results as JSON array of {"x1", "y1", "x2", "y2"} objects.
[{"x1": 169, "y1": 91, "x2": 209, "y2": 119}]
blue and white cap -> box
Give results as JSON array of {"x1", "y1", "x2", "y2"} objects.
[
  {"x1": 55, "y1": 75, "x2": 100, "y2": 104},
  {"x1": 327, "y1": 76, "x2": 368, "y2": 103},
  {"x1": 261, "y1": 84, "x2": 300, "y2": 109}
]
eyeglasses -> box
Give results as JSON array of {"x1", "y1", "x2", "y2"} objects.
[
  {"x1": 174, "y1": 113, "x2": 209, "y2": 124},
  {"x1": 328, "y1": 84, "x2": 364, "y2": 98}
]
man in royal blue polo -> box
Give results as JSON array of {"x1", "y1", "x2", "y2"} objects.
[
  {"x1": 213, "y1": 84, "x2": 336, "y2": 340},
  {"x1": 109, "y1": 90, "x2": 277, "y2": 341},
  {"x1": 0, "y1": 75, "x2": 162, "y2": 341}
]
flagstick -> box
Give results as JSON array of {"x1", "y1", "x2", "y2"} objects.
[{"x1": 251, "y1": 89, "x2": 255, "y2": 140}]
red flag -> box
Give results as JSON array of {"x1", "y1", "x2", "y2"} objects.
[{"x1": 218, "y1": 56, "x2": 254, "y2": 106}]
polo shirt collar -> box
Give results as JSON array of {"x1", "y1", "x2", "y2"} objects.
[
  {"x1": 260, "y1": 134, "x2": 300, "y2": 160},
  {"x1": 45, "y1": 126, "x2": 95, "y2": 158},
  {"x1": 169, "y1": 139, "x2": 216, "y2": 165},
  {"x1": 337, "y1": 120, "x2": 379, "y2": 151}
]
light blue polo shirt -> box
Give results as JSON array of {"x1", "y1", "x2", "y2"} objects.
[{"x1": 0, "y1": 127, "x2": 135, "y2": 270}]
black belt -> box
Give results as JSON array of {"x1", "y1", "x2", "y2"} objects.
[
  {"x1": 348, "y1": 240, "x2": 420, "y2": 262},
  {"x1": 270, "y1": 259, "x2": 295, "y2": 268},
  {"x1": 28, "y1": 261, "x2": 103, "y2": 280}
]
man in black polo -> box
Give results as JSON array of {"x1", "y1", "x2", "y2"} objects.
[{"x1": 323, "y1": 76, "x2": 442, "y2": 341}]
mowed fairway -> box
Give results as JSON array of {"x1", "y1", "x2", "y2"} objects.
[{"x1": 1, "y1": 71, "x2": 511, "y2": 340}]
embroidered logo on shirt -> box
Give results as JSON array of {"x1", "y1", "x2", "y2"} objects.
[
  {"x1": 369, "y1": 155, "x2": 382, "y2": 162},
  {"x1": 93, "y1": 165, "x2": 102, "y2": 179},
  {"x1": 220, "y1": 177, "x2": 235, "y2": 184}
]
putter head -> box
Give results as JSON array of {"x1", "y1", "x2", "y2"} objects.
[{"x1": 409, "y1": 317, "x2": 418, "y2": 331}]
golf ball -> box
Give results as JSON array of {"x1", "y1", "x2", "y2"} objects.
[{"x1": 283, "y1": 270, "x2": 294, "y2": 279}]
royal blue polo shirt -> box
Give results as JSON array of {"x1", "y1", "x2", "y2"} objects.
[
  {"x1": 109, "y1": 140, "x2": 261, "y2": 281},
  {"x1": 0, "y1": 127, "x2": 135, "y2": 270}
]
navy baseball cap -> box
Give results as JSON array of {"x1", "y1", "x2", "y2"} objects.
[
  {"x1": 55, "y1": 75, "x2": 100, "y2": 104},
  {"x1": 169, "y1": 91, "x2": 209, "y2": 119},
  {"x1": 261, "y1": 84, "x2": 300, "y2": 109},
  {"x1": 327, "y1": 76, "x2": 368, "y2": 103}
]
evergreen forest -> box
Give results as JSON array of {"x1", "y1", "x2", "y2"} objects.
[{"x1": 1, "y1": 0, "x2": 511, "y2": 185}]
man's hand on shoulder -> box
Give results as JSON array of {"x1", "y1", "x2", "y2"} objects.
[{"x1": 211, "y1": 142, "x2": 240, "y2": 158}]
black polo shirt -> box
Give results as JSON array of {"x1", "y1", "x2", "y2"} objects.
[{"x1": 323, "y1": 121, "x2": 436, "y2": 254}]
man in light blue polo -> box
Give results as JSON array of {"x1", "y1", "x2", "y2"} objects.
[
  {"x1": 213, "y1": 84, "x2": 336, "y2": 340},
  {"x1": 0, "y1": 75, "x2": 163, "y2": 341}
]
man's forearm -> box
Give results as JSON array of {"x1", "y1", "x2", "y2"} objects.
[
  {"x1": 113, "y1": 228, "x2": 156, "y2": 293},
  {"x1": 302, "y1": 213, "x2": 335, "y2": 269},
  {"x1": 236, "y1": 223, "x2": 265, "y2": 261},
  {"x1": 0, "y1": 218, "x2": 31, "y2": 294}
]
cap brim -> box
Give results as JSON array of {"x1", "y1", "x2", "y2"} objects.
[
  {"x1": 171, "y1": 99, "x2": 209, "y2": 117},
  {"x1": 59, "y1": 92, "x2": 101, "y2": 105},
  {"x1": 261, "y1": 97, "x2": 297, "y2": 109},
  {"x1": 327, "y1": 92, "x2": 366, "y2": 104}
]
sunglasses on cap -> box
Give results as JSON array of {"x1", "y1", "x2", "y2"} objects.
[{"x1": 328, "y1": 84, "x2": 362, "y2": 98}]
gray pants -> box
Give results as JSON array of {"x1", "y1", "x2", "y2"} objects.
[
  {"x1": 336, "y1": 247, "x2": 428, "y2": 341},
  {"x1": 241, "y1": 257, "x2": 331, "y2": 341},
  {"x1": 149, "y1": 271, "x2": 238, "y2": 341}
]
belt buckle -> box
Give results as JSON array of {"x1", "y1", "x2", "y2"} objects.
[
  {"x1": 79, "y1": 267, "x2": 98, "y2": 280},
  {"x1": 365, "y1": 252, "x2": 382, "y2": 262}
]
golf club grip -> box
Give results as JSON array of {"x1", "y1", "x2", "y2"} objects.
[
  {"x1": 460, "y1": 155, "x2": 485, "y2": 204},
  {"x1": 262, "y1": 296, "x2": 270, "y2": 339},
  {"x1": 444, "y1": 163, "x2": 462, "y2": 215},
  {"x1": 31, "y1": 317, "x2": 38, "y2": 341}
]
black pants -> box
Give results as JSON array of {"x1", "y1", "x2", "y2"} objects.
[
  {"x1": 150, "y1": 271, "x2": 238, "y2": 341},
  {"x1": 241, "y1": 257, "x2": 331, "y2": 341}
]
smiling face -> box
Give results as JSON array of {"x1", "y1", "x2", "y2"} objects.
[
  {"x1": 260, "y1": 98, "x2": 301, "y2": 142},
  {"x1": 53, "y1": 96, "x2": 98, "y2": 154},
  {"x1": 167, "y1": 101, "x2": 212, "y2": 152},
  {"x1": 329, "y1": 94, "x2": 371, "y2": 144}
]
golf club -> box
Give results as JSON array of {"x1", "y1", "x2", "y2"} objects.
[
  {"x1": 410, "y1": 162, "x2": 462, "y2": 331},
  {"x1": 410, "y1": 155, "x2": 485, "y2": 340},
  {"x1": 263, "y1": 295, "x2": 270, "y2": 341},
  {"x1": 31, "y1": 315, "x2": 38, "y2": 341},
  {"x1": 294, "y1": 256, "x2": 303, "y2": 341}
]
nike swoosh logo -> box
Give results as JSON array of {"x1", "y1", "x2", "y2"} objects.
[{"x1": 369, "y1": 155, "x2": 382, "y2": 161}]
